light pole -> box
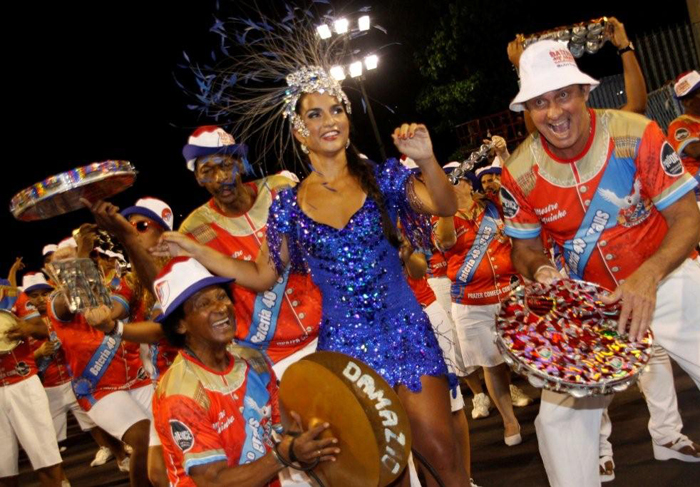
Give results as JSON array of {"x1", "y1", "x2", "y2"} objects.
[{"x1": 317, "y1": 16, "x2": 387, "y2": 161}]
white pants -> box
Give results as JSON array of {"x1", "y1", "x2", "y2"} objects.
[
  {"x1": 87, "y1": 384, "x2": 158, "y2": 445},
  {"x1": 537, "y1": 259, "x2": 700, "y2": 487},
  {"x1": 451, "y1": 302, "x2": 504, "y2": 368},
  {"x1": 424, "y1": 302, "x2": 465, "y2": 412},
  {"x1": 0, "y1": 376, "x2": 63, "y2": 476},
  {"x1": 428, "y1": 277, "x2": 471, "y2": 375},
  {"x1": 599, "y1": 345, "x2": 688, "y2": 458},
  {"x1": 45, "y1": 381, "x2": 96, "y2": 441},
  {"x1": 272, "y1": 338, "x2": 319, "y2": 380}
]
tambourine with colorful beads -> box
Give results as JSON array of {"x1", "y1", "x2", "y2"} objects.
[{"x1": 495, "y1": 279, "x2": 653, "y2": 398}]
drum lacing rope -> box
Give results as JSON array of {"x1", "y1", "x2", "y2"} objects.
[
  {"x1": 412, "y1": 448, "x2": 447, "y2": 487},
  {"x1": 273, "y1": 439, "x2": 326, "y2": 487}
]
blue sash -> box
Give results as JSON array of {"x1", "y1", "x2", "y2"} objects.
[
  {"x1": 238, "y1": 364, "x2": 273, "y2": 464},
  {"x1": 450, "y1": 202, "x2": 500, "y2": 300},
  {"x1": 562, "y1": 157, "x2": 634, "y2": 280},
  {"x1": 71, "y1": 333, "x2": 122, "y2": 405},
  {"x1": 244, "y1": 268, "x2": 289, "y2": 349}
]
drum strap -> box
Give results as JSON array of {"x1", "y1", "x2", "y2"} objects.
[
  {"x1": 561, "y1": 155, "x2": 634, "y2": 280},
  {"x1": 450, "y1": 202, "x2": 500, "y2": 300},
  {"x1": 71, "y1": 333, "x2": 123, "y2": 404}
]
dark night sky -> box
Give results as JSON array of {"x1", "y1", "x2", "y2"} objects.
[{"x1": 2, "y1": 0, "x2": 692, "y2": 277}]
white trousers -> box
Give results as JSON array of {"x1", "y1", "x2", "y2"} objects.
[
  {"x1": 45, "y1": 381, "x2": 96, "y2": 441},
  {"x1": 428, "y1": 277, "x2": 471, "y2": 375},
  {"x1": 599, "y1": 345, "x2": 688, "y2": 458},
  {"x1": 536, "y1": 258, "x2": 700, "y2": 487},
  {"x1": 424, "y1": 302, "x2": 466, "y2": 412},
  {"x1": 272, "y1": 338, "x2": 319, "y2": 380},
  {"x1": 0, "y1": 376, "x2": 63, "y2": 476}
]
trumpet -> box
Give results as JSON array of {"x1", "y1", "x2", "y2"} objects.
[
  {"x1": 520, "y1": 17, "x2": 610, "y2": 58},
  {"x1": 448, "y1": 142, "x2": 493, "y2": 184}
]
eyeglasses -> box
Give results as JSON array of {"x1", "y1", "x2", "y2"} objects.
[{"x1": 130, "y1": 220, "x2": 153, "y2": 233}]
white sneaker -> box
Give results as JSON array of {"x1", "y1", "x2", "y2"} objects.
[
  {"x1": 118, "y1": 457, "x2": 130, "y2": 473},
  {"x1": 90, "y1": 447, "x2": 113, "y2": 467},
  {"x1": 471, "y1": 392, "x2": 491, "y2": 419},
  {"x1": 510, "y1": 384, "x2": 534, "y2": 407},
  {"x1": 470, "y1": 479, "x2": 481, "y2": 487}
]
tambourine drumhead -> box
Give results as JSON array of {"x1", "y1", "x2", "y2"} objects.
[
  {"x1": 279, "y1": 351, "x2": 412, "y2": 487},
  {"x1": 496, "y1": 280, "x2": 653, "y2": 397},
  {"x1": 10, "y1": 160, "x2": 136, "y2": 221},
  {"x1": 0, "y1": 310, "x2": 21, "y2": 353}
]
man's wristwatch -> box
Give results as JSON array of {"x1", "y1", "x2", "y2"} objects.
[{"x1": 617, "y1": 41, "x2": 635, "y2": 55}]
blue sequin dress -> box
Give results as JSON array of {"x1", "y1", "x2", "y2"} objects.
[{"x1": 266, "y1": 158, "x2": 455, "y2": 393}]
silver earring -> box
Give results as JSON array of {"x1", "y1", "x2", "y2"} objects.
[
  {"x1": 301, "y1": 143, "x2": 309, "y2": 154},
  {"x1": 346, "y1": 139, "x2": 350, "y2": 149}
]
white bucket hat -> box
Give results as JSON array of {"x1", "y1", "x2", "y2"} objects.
[
  {"x1": 153, "y1": 257, "x2": 232, "y2": 322},
  {"x1": 22, "y1": 272, "x2": 53, "y2": 293},
  {"x1": 510, "y1": 40, "x2": 599, "y2": 112},
  {"x1": 42, "y1": 244, "x2": 58, "y2": 256}
]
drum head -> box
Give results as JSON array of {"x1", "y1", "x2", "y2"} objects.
[
  {"x1": 0, "y1": 310, "x2": 20, "y2": 353},
  {"x1": 10, "y1": 161, "x2": 136, "y2": 221},
  {"x1": 279, "y1": 351, "x2": 412, "y2": 487}
]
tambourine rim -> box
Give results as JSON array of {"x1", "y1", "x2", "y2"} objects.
[
  {"x1": 496, "y1": 279, "x2": 652, "y2": 395},
  {"x1": 0, "y1": 309, "x2": 22, "y2": 354},
  {"x1": 10, "y1": 160, "x2": 136, "y2": 220}
]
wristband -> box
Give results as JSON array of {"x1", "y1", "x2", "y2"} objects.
[
  {"x1": 107, "y1": 320, "x2": 124, "y2": 337},
  {"x1": 617, "y1": 42, "x2": 634, "y2": 55}
]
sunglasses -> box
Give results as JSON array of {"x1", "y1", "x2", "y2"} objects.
[{"x1": 130, "y1": 220, "x2": 154, "y2": 233}]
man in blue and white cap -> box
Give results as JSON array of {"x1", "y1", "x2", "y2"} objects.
[
  {"x1": 179, "y1": 126, "x2": 321, "y2": 378},
  {"x1": 501, "y1": 39, "x2": 700, "y2": 486}
]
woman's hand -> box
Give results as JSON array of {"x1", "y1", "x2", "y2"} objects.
[
  {"x1": 150, "y1": 232, "x2": 202, "y2": 259},
  {"x1": 392, "y1": 123, "x2": 433, "y2": 164}
]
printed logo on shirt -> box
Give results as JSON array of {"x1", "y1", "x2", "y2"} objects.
[
  {"x1": 15, "y1": 361, "x2": 30, "y2": 376},
  {"x1": 660, "y1": 142, "x2": 683, "y2": 177},
  {"x1": 674, "y1": 128, "x2": 690, "y2": 142},
  {"x1": 170, "y1": 420, "x2": 195, "y2": 452},
  {"x1": 500, "y1": 187, "x2": 519, "y2": 219}
]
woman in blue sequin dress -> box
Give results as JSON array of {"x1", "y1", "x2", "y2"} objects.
[{"x1": 157, "y1": 92, "x2": 471, "y2": 485}]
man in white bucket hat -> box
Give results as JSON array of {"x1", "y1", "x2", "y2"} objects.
[
  {"x1": 501, "y1": 39, "x2": 700, "y2": 486},
  {"x1": 107, "y1": 256, "x2": 338, "y2": 486}
]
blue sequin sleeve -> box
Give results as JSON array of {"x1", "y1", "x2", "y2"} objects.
[
  {"x1": 265, "y1": 188, "x2": 308, "y2": 276},
  {"x1": 375, "y1": 158, "x2": 432, "y2": 251}
]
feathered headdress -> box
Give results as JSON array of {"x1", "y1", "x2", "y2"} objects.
[{"x1": 180, "y1": 1, "x2": 383, "y2": 171}]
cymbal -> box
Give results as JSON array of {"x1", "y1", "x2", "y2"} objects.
[{"x1": 279, "y1": 351, "x2": 412, "y2": 487}]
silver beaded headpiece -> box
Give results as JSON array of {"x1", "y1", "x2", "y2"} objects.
[
  {"x1": 179, "y1": 1, "x2": 375, "y2": 171},
  {"x1": 283, "y1": 66, "x2": 352, "y2": 138}
]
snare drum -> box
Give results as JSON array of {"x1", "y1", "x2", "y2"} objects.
[
  {"x1": 495, "y1": 279, "x2": 653, "y2": 398},
  {"x1": 10, "y1": 160, "x2": 136, "y2": 221},
  {"x1": 0, "y1": 309, "x2": 21, "y2": 354}
]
